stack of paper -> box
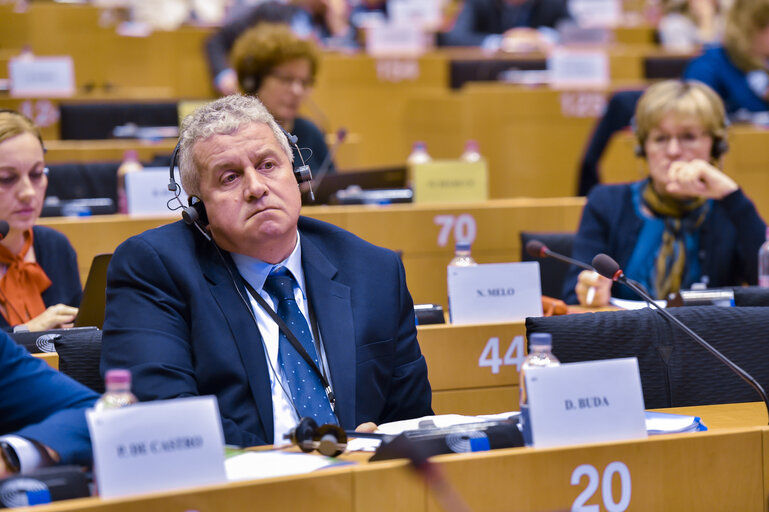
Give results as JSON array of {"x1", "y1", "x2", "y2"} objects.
[{"x1": 645, "y1": 411, "x2": 707, "y2": 435}]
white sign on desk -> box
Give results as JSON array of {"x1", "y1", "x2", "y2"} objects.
[
  {"x1": 86, "y1": 396, "x2": 227, "y2": 498},
  {"x1": 525, "y1": 358, "x2": 647, "y2": 448},
  {"x1": 9, "y1": 56, "x2": 75, "y2": 98},
  {"x1": 447, "y1": 262, "x2": 543, "y2": 325},
  {"x1": 126, "y1": 166, "x2": 188, "y2": 215},
  {"x1": 548, "y1": 48, "x2": 609, "y2": 88}
]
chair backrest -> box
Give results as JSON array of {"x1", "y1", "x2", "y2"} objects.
[
  {"x1": 526, "y1": 306, "x2": 769, "y2": 409},
  {"x1": 59, "y1": 102, "x2": 178, "y2": 140},
  {"x1": 53, "y1": 329, "x2": 104, "y2": 394},
  {"x1": 520, "y1": 231, "x2": 575, "y2": 300}
]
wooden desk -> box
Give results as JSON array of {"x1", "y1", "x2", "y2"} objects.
[
  {"x1": 38, "y1": 197, "x2": 585, "y2": 305},
  {"x1": 419, "y1": 321, "x2": 526, "y2": 415},
  {"x1": 33, "y1": 352, "x2": 59, "y2": 370},
  {"x1": 22, "y1": 402, "x2": 769, "y2": 511}
]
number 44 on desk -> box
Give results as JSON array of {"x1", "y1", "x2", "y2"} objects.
[{"x1": 478, "y1": 336, "x2": 524, "y2": 374}]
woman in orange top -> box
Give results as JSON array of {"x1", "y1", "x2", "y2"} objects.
[{"x1": 0, "y1": 111, "x2": 81, "y2": 332}]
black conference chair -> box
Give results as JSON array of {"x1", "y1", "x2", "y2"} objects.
[
  {"x1": 53, "y1": 329, "x2": 104, "y2": 394},
  {"x1": 520, "y1": 231, "x2": 575, "y2": 300},
  {"x1": 526, "y1": 306, "x2": 769, "y2": 409}
]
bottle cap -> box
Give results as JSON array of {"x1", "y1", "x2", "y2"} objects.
[
  {"x1": 455, "y1": 242, "x2": 471, "y2": 251},
  {"x1": 412, "y1": 141, "x2": 426, "y2": 151},
  {"x1": 122, "y1": 149, "x2": 139, "y2": 162},
  {"x1": 529, "y1": 332, "x2": 553, "y2": 348},
  {"x1": 105, "y1": 368, "x2": 132, "y2": 385},
  {"x1": 464, "y1": 140, "x2": 479, "y2": 152}
]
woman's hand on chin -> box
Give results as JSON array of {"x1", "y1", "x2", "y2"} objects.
[{"x1": 665, "y1": 159, "x2": 738, "y2": 200}]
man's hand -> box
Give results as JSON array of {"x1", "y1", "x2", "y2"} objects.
[
  {"x1": 575, "y1": 269, "x2": 612, "y2": 307},
  {"x1": 665, "y1": 159, "x2": 738, "y2": 200},
  {"x1": 354, "y1": 422, "x2": 378, "y2": 434},
  {"x1": 0, "y1": 457, "x2": 8, "y2": 479},
  {"x1": 22, "y1": 304, "x2": 78, "y2": 332}
]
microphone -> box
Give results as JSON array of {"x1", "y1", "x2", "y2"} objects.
[
  {"x1": 0, "y1": 220, "x2": 9, "y2": 240},
  {"x1": 309, "y1": 128, "x2": 346, "y2": 203},
  {"x1": 525, "y1": 239, "x2": 594, "y2": 272},
  {"x1": 591, "y1": 253, "x2": 769, "y2": 422}
]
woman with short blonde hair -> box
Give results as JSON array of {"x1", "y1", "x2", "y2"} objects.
[{"x1": 563, "y1": 80, "x2": 766, "y2": 306}]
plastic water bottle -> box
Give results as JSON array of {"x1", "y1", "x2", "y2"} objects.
[
  {"x1": 759, "y1": 227, "x2": 769, "y2": 288},
  {"x1": 116, "y1": 150, "x2": 143, "y2": 214},
  {"x1": 460, "y1": 140, "x2": 482, "y2": 162},
  {"x1": 407, "y1": 141, "x2": 432, "y2": 165},
  {"x1": 94, "y1": 369, "x2": 139, "y2": 411},
  {"x1": 519, "y1": 333, "x2": 560, "y2": 446},
  {"x1": 448, "y1": 243, "x2": 477, "y2": 267}
]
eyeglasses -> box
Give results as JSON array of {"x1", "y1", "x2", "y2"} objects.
[
  {"x1": 268, "y1": 73, "x2": 314, "y2": 90},
  {"x1": 646, "y1": 131, "x2": 711, "y2": 152}
]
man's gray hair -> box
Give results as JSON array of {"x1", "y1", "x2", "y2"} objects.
[{"x1": 178, "y1": 94, "x2": 293, "y2": 197}]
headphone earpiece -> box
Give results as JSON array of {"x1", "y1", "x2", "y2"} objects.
[
  {"x1": 182, "y1": 196, "x2": 208, "y2": 227},
  {"x1": 285, "y1": 417, "x2": 347, "y2": 457},
  {"x1": 711, "y1": 137, "x2": 728, "y2": 159}
]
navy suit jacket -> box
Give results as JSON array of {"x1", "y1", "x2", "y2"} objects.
[
  {"x1": 102, "y1": 217, "x2": 432, "y2": 447},
  {"x1": 1, "y1": 331, "x2": 97, "y2": 466}
]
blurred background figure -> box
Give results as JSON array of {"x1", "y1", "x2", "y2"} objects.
[
  {"x1": 657, "y1": 0, "x2": 724, "y2": 51},
  {"x1": 563, "y1": 80, "x2": 766, "y2": 306},
  {"x1": 0, "y1": 111, "x2": 81, "y2": 332},
  {"x1": 231, "y1": 22, "x2": 336, "y2": 175},
  {"x1": 205, "y1": 0, "x2": 354, "y2": 95},
  {"x1": 440, "y1": 0, "x2": 572, "y2": 52},
  {"x1": 683, "y1": 0, "x2": 769, "y2": 114}
]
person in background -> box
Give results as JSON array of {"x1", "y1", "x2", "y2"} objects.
[
  {"x1": 205, "y1": 0, "x2": 353, "y2": 95},
  {"x1": 231, "y1": 22, "x2": 336, "y2": 176},
  {"x1": 683, "y1": 0, "x2": 769, "y2": 114},
  {"x1": 440, "y1": 0, "x2": 572, "y2": 52},
  {"x1": 0, "y1": 111, "x2": 81, "y2": 333},
  {"x1": 0, "y1": 329, "x2": 97, "y2": 476},
  {"x1": 658, "y1": 0, "x2": 724, "y2": 51},
  {"x1": 563, "y1": 80, "x2": 766, "y2": 306}
]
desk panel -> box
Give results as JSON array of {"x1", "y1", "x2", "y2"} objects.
[
  {"x1": 40, "y1": 198, "x2": 585, "y2": 306},
  {"x1": 430, "y1": 428, "x2": 765, "y2": 511}
]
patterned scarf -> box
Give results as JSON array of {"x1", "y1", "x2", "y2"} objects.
[
  {"x1": 0, "y1": 230, "x2": 52, "y2": 325},
  {"x1": 641, "y1": 181, "x2": 708, "y2": 299}
]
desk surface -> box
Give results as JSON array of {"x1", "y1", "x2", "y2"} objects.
[{"x1": 20, "y1": 402, "x2": 769, "y2": 512}]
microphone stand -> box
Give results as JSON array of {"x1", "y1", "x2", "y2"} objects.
[{"x1": 610, "y1": 268, "x2": 769, "y2": 423}]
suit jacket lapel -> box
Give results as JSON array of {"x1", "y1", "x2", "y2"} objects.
[
  {"x1": 199, "y1": 244, "x2": 274, "y2": 441},
  {"x1": 301, "y1": 235, "x2": 356, "y2": 429}
]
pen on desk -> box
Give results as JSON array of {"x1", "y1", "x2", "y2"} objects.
[
  {"x1": 586, "y1": 286, "x2": 596, "y2": 306},
  {"x1": 585, "y1": 271, "x2": 599, "y2": 306}
]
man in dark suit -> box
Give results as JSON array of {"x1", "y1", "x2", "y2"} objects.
[
  {"x1": 442, "y1": 0, "x2": 572, "y2": 50},
  {"x1": 0, "y1": 330, "x2": 97, "y2": 476},
  {"x1": 101, "y1": 95, "x2": 432, "y2": 448}
]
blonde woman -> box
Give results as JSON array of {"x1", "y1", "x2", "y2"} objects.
[
  {"x1": 563, "y1": 80, "x2": 766, "y2": 305},
  {"x1": 0, "y1": 111, "x2": 80, "y2": 331},
  {"x1": 683, "y1": 0, "x2": 769, "y2": 113}
]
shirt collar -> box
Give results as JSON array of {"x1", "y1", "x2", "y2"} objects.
[{"x1": 231, "y1": 231, "x2": 305, "y2": 295}]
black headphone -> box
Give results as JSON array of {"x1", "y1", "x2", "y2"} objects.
[
  {"x1": 284, "y1": 417, "x2": 348, "y2": 457},
  {"x1": 167, "y1": 125, "x2": 312, "y2": 234}
]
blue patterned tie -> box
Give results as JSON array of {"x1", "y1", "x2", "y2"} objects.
[{"x1": 263, "y1": 266, "x2": 337, "y2": 425}]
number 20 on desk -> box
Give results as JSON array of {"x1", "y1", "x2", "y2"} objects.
[{"x1": 572, "y1": 462, "x2": 631, "y2": 512}]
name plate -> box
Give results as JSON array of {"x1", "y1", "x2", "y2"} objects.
[
  {"x1": 526, "y1": 358, "x2": 647, "y2": 448},
  {"x1": 411, "y1": 160, "x2": 488, "y2": 204},
  {"x1": 448, "y1": 262, "x2": 543, "y2": 325},
  {"x1": 86, "y1": 396, "x2": 227, "y2": 498},
  {"x1": 366, "y1": 22, "x2": 428, "y2": 57},
  {"x1": 126, "y1": 167, "x2": 188, "y2": 215},
  {"x1": 569, "y1": 0, "x2": 622, "y2": 27},
  {"x1": 547, "y1": 49, "x2": 609, "y2": 88},
  {"x1": 9, "y1": 56, "x2": 75, "y2": 98}
]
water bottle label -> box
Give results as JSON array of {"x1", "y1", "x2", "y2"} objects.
[{"x1": 760, "y1": 276, "x2": 769, "y2": 288}]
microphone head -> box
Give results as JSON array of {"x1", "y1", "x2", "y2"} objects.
[
  {"x1": 592, "y1": 253, "x2": 621, "y2": 280},
  {"x1": 525, "y1": 239, "x2": 547, "y2": 258},
  {"x1": 0, "y1": 220, "x2": 9, "y2": 240}
]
